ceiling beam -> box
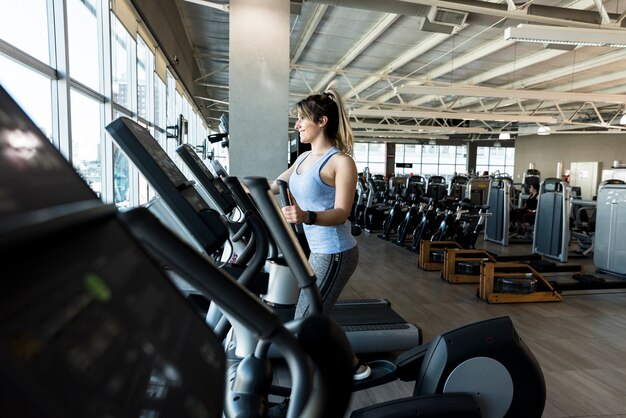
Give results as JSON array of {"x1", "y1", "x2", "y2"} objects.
[
  {"x1": 396, "y1": 84, "x2": 626, "y2": 104},
  {"x1": 290, "y1": 4, "x2": 327, "y2": 66},
  {"x1": 344, "y1": 31, "x2": 454, "y2": 100},
  {"x1": 401, "y1": 0, "x2": 626, "y2": 29},
  {"x1": 354, "y1": 131, "x2": 449, "y2": 139},
  {"x1": 350, "y1": 109, "x2": 557, "y2": 124},
  {"x1": 313, "y1": 13, "x2": 399, "y2": 92},
  {"x1": 351, "y1": 121, "x2": 488, "y2": 133}
]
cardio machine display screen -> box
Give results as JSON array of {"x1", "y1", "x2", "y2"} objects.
[
  {"x1": 0, "y1": 86, "x2": 98, "y2": 222},
  {"x1": 176, "y1": 144, "x2": 236, "y2": 214}
]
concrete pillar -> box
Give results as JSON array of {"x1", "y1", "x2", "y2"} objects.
[{"x1": 229, "y1": 0, "x2": 290, "y2": 178}]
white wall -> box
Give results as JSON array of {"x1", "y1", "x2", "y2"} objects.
[{"x1": 514, "y1": 133, "x2": 626, "y2": 192}]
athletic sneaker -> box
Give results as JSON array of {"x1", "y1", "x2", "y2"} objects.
[{"x1": 353, "y1": 360, "x2": 372, "y2": 381}]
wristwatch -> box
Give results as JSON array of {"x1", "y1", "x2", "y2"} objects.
[{"x1": 304, "y1": 210, "x2": 317, "y2": 225}]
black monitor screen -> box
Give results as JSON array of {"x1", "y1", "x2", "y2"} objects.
[
  {"x1": 176, "y1": 144, "x2": 236, "y2": 214},
  {"x1": 211, "y1": 159, "x2": 228, "y2": 177},
  {"x1": 1, "y1": 219, "x2": 225, "y2": 418},
  {"x1": 0, "y1": 86, "x2": 97, "y2": 221},
  {"x1": 0, "y1": 85, "x2": 225, "y2": 417},
  {"x1": 111, "y1": 118, "x2": 189, "y2": 188},
  {"x1": 106, "y1": 117, "x2": 227, "y2": 253}
]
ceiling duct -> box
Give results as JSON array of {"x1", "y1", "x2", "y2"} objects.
[
  {"x1": 429, "y1": 7, "x2": 468, "y2": 27},
  {"x1": 305, "y1": 0, "x2": 432, "y2": 17},
  {"x1": 526, "y1": 4, "x2": 626, "y2": 28},
  {"x1": 417, "y1": 0, "x2": 626, "y2": 28},
  {"x1": 305, "y1": 1, "x2": 468, "y2": 34}
]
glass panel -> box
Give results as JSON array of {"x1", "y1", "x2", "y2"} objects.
[
  {"x1": 422, "y1": 145, "x2": 438, "y2": 165},
  {"x1": 367, "y1": 162, "x2": 385, "y2": 175},
  {"x1": 476, "y1": 164, "x2": 489, "y2": 175},
  {"x1": 355, "y1": 161, "x2": 369, "y2": 174},
  {"x1": 0, "y1": 0, "x2": 50, "y2": 64},
  {"x1": 395, "y1": 144, "x2": 404, "y2": 161},
  {"x1": 422, "y1": 164, "x2": 438, "y2": 177},
  {"x1": 456, "y1": 145, "x2": 467, "y2": 169},
  {"x1": 404, "y1": 144, "x2": 421, "y2": 164},
  {"x1": 67, "y1": 0, "x2": 101, "y2": 92},
  {"x1": 368, "y1": 143, "x2": 386, "y2": 163},
  {"x1": 137, "y1": 36, "x2": 153, "y2": 120},
  {"x1": 439, "y1": 145, "x2": 456, "y2": 165},
  {"x1": 113, "y1": 143, "x2": 129, "y2": 206},
  {"x1": 353, "y1": 142, "x2": 368, "y2": 166},
  {"x1": 438, "y1": 165, "x2": 456, "y2": 176},
  {"x1": 490, "y1": 147, "x2": 506, "y2": 166},
  {"x1": 111, "y1": 15, "x2": 133, "y2": 109},
  {"x1": 70, "y1": 89, "x2": 102, "y2": 197},
  {"x1": 154, "y1": 75, "x2": 166, "y2": 130},
  {"x1": 0, "y1": 55, "x2": 53, "y2": 138},
  {"x1": 476, "y1": 146, "x2": 489, "y2": 166}
]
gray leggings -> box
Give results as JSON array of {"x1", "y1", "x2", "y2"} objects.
[{"x1": 294, "y1": 245, "x2": 359, "y2": 319}]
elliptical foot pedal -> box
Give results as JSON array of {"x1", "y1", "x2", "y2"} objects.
[{"x1": 352, "y1": 360, "x2": 397, "y2": 392}]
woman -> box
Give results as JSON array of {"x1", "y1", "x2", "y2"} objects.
[
  {"x1": 523, "y1": 183, "x2": 538, "y2": 211},
  {"x1": 271, "y1": 89, "x2": 370, "y2": 380}
]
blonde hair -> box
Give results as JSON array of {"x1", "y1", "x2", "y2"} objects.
[{"x1": 295, "y1": 88, "x2": 354, "y2": 156}]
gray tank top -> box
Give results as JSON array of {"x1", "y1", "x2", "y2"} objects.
[{"x1": 289, "y1": 147, "x2": 356, "y2": 254}]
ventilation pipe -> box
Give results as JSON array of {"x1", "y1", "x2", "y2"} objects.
[{"x1": 304, "y1": 0, "x2": 433, "y2": 17}]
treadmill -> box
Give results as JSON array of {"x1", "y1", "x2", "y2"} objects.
[{"x1": 106, "y1": 117, "x2": 421, "y2": 354}]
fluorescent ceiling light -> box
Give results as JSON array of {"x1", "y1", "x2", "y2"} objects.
[
  {"x1": 498, "y1": 132, "x2": 511, "y2": 140},
  {"x1": 620, "y1": 114, "x2": 626, "y2": 125},
  {"x1": 537, "y1": 126, "x2": 551, "y2": 136},
  {"x1": 504, "y1": 24, "x2": 626, "y2": 48},
  {"x1": 350, "y1": 109, "x2": 556, "y2": 124},
  {"x1": 428, "y1": 139, "x2": 437, "y2": 145},
  {"x1": 394, "y1": 85, "x2": 626, "y2": 105}
]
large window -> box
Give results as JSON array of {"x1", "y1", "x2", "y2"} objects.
[
  {"x1": 0, "y1": 55, "x2": 53, "y2": 137},
  {"x1": 476, "y1": 146, "x2": 515, "y2": 177},
  {"x1": 67, "y1": 0, "x2": 101, "y2": 92},
  {"x1": 70, "y1": 88, "x2": 103, "y2": 197},
  {"x1": 395, "y1": 143, "x2": 467, "y2": 180},
  {"x1": 0, "y1": 0, "x2": 211, "y2": 207},
  {"x1": 355, "y1": 142, "x2": 470, "y2": 180},
  {"x1": 111, "y1": 15, "x2": 133, "y2": 111},
  {"x1": 354, "y1": 142, "x2": 386, "y2": 175}
]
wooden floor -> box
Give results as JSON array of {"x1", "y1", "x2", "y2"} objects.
[{"x1": 341, "y1": 231, "x2": 626, "y2": 418}]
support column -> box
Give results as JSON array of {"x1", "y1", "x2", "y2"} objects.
[
  {"x1": 229, "y1": 0, "x2": 290, "y2": 178},
  {"x1": 467, "y1": 141, "x2": 478, "y2": 175}
]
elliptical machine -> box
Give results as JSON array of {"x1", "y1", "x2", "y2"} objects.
[{"x1": 245, "y1": 176, "x2": 547, "y2": 418}]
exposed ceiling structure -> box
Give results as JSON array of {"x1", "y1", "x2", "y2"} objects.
[{"x1": 177, "y1": 0, "x2": 626, "y2": 143}]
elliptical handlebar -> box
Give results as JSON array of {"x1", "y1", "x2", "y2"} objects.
[{"x1": 243, "y1": 176, "x2": 322, "y2": 315}]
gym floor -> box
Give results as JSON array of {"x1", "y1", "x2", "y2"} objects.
[{"x1": 341, "y1": 232, "x2": 626, "y2": 418}]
